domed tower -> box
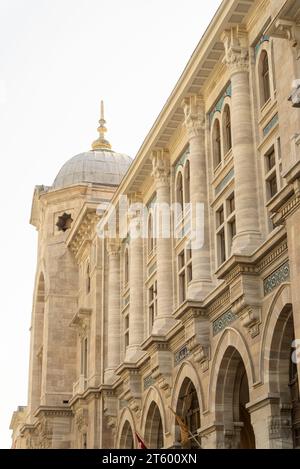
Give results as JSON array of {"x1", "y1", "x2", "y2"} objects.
[{"x1": 13, "y1": 103, "x2": 131, "y2": 449}]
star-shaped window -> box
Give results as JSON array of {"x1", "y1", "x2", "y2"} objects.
[{"x1": 56, "y1": 212, "x2": 73, "y2": 232}]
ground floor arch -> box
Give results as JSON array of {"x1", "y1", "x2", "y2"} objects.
[
  {"x1": 175, "y1": 377, "x2": 201, "y2": 448},
  {"x1": 119, "y1": 420, "x2": 135, "y2": 449},
  {"x1": 144, "y1": 402, "x2": 164, "y2": 449},
  {"x1": 265, "y1": 297, "x2": 300, "y2": 449},
  {"x1": 215, "y1": 346, "x2": 256, "y2": 449}
]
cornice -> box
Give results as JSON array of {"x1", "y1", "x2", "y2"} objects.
[
  {"x1": 67, "y1": 207, "x2": 100, "y2": 260},
  {"x1": 33, "y1": 405, "x2": 73, "y2": 419},
  {"x1": 103, "y1": 0, "x2": 257, "y2": 199}
]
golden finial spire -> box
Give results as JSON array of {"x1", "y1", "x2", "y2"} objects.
[{"x1": 92, "y1": 100, "x2": 112, "y2": 151}]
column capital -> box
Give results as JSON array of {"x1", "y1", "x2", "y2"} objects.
[
  {"x1": 106, "y1": 239, "x2": 120, "y2": 257},
  {"x1": 182, "y1": 95, "x2": 205, "y2": 139},
  {"x1": 128, "y1": 191, "x2": 143, "y2": 205},
  {"x1": 221, "y1": 27, "x2": 249, "y2": 76},
  {"x1": 151, "y1": 148, "x2": 170, "y2": 186}
]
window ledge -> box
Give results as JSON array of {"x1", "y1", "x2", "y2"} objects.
[{"x1": 259, "y1": 97, "x2": 277, "y2": 127}]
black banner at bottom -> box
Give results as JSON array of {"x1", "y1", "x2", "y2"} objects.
[{"x1": 0, "y1": 449, "x2": 293, "y2": 467}]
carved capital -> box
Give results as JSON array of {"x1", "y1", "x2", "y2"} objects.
[
  {"x1": 182, "y1": 95, "x2": 205, "y2": 139},
  {"x1": 107, "y1": 240, "x2": 120, "y2": 257},
  {"x1": 221, "y1": 28, "x2": 249, "y2": 75},
  {"x1": 151, "y1": 149, "x2": 170, "y2": 186}
]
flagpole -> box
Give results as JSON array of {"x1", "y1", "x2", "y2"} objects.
[
  {"x1": 187, "y1": 430, "x2": 202, "y2": 449},
  {"x1": 169, "y1": 407, "x2": 202, "y2": 449}
]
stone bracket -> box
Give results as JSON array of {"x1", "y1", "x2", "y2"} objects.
[
  {"x1": 117, "y1": 364, "x2": 142, "y2": 418},
  {"x1": 175, "y1": 301, "x2": 210, "y2": 370},
  {"x1": 142, "y1": 335, "x2": 173, "y2": 391}
]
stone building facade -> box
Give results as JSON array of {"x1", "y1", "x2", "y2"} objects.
[{"x1": 10, "y1": 0, "x2": 300, "y2": 449}]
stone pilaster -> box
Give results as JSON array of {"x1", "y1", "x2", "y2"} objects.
[
  {"x1": 151, "y1": 149, "x2": 176, "y2": 334},
  {"x1": 104, "y1": 240, "x2": 121, "y2": 383},
  {"x1": 182, "y1": 95, "x2": 212, "y2": 299},
  {"x1": 248, "y1": 397, "x2": 293, "y2": 449},
  {"x1": 222, "y1": 28, "x2": 261, "y2": 254},
  {"x1": 125, "y1": 197, "x2": 145, "y2": 362}
]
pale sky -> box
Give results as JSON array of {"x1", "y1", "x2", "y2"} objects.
[{"x1": 0, "y1": 0, "x2": 221, "y2": 448}]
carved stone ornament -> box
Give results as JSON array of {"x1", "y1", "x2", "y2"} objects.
[
  {"x1": 75, "y1": 408, "x2": 88, "y2": 434},
  {"x1": 221, "y1": 27, "x2": 249, "y2": 75},
  {"x1": 70, "y1": 308, "x2": 92, "y2": 338},
  {"x1": 274, "y1": 19, "x2": 300, "y2": 60},
  {"x1": 151, "y1": 149, "x2": 170, "y2": 186},
  {"x1": 182, "y1": 95, "x2": 205, "y2": 139}
]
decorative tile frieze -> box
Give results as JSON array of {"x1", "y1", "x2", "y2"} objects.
[
  {"x1": 215, "y1": 168, "x2": 235, "y2": 196},
  {"x1": 209, "y1": 82, "x2": 232, "y2": 123},
  {"x1": 143, "y1": 374, "x2": 155, "y2": 390},
  {"x1": 175, "y1": 147, "x2": 190, "y2": 172},
  {"x1": 263, "y1": 114, "x2": 278, "y2": 137},
  {"x1": 254, "y1": 35, "x2": 269, "y2": 58},
  {"x1": 263, "y1": 261, "x2": 290, "y2": 296},
  {"x1": 213, "y1": 310, "x2": 237, "y2": 336},
  {"x1": 174, "y1": 345, "x2": 189, "y2": 365}
]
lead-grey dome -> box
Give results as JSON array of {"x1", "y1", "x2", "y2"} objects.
[{"x1": 52, "y1": 150, "x2": 132, "y2": 190}]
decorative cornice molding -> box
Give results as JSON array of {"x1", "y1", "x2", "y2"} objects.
[
  {"x1": 207, "y1": 290, "x2": 230, "y2": 317},
  {"x1": 69, "y1": 210, "x2": 99, "y2": 260},
  {"x1": 257, "y1": 240, "x2": 288, "y2": 273}
]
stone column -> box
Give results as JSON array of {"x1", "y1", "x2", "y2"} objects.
[
  {"x1": 222, "y1": 28, "x2": 261, "y2": 254},
  {"x1": 104, "y1": 240, "x2": 120, "y2": 383},
  {"x1": 151, "y1": 149, "x2": 176, "y2": 334},
  {"x1": 182, "y1": 95, "x2": 212, "y2": 300},
  {"x1": 125, "y1": 198, "x2": 144, "y2": 361}
]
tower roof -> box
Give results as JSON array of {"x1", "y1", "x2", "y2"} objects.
[{"x1": 52, "y1": 102, "x2": 132, "y2": 190}]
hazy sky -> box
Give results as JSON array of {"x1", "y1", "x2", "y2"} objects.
[{"x1": 0, "y1": 0, "x2": 221, "y2": 448}]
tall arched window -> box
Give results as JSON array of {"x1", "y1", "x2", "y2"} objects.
[
  {"x1": 148, "y1": 213, "x2": 154, "y2": 255},
  {"x1": 176, "y1": 172, "x2": 184, "y2": 210},
  {"x1": 184, "y1": 160, "x2": 190, "y2": 205},
  {"x1": 213, "y1": 119, "x2": 222, "y2": 168},
  {"x1": 261, "y1": 51, "x2": 271, "y2": 105},
  {"x1": 223, "y1": 105, "x2": 232, "y2": 154},
  {"x1": 86, "y1": 263, "x2": 91, "y2": 294},
  {"x1": 124, "y1": 248, "x2": 129, "y2": 286}
]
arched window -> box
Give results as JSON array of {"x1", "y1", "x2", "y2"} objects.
[
  {"x1": 260, "y1": 51, "x2": 271, "y2": 105},
  {"x1": 184, "y1": 160, "x2": 190, "y2": 205},
  {"x1": 213, "y1": 119, "x2": 222, "y2": 168},
  {"x1": 223, "y1": 105, "x2": 232, "y2": 154},
  {"x1": 148, "y1": 213, "x2": 154, "y2": 255},
  {"x1": 86, "y1": 263, "x2": 91, "y2": 294},
  {"x1": 176, "y1": 172, "x2": 184, "y2": 210},
  {"x1": 124, "y1": 248, "x2": 129, "y2": 286}
]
